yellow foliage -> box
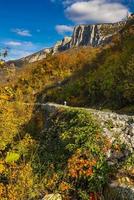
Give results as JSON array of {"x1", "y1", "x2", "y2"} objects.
[
  {"x1": 0, "y1": 94, "x2": 11, "y2": 100},
  {"x1": 59, "y1": 181, "x2": 71, "y2": 192},
  {"x1": 0, "y1": 183, "x2": 6, "y2": 199},
  {"x1": 0, "y1": 163, "x2": 5, "y2": 173}
]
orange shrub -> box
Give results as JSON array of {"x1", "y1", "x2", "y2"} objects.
[
  {"x1": 68, "y1": 151, "x2": 96, "y2": 179},
  {"x1": 59, "y1": 181, "x2": 71, "y2": 192}
]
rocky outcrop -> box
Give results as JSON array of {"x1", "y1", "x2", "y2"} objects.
[
  {"x1": 129, "y1": 13, "x2": 134, "y2": 19},
  {"x1": 53, "y1": 21, "x2": 126, "y2": 53},
  {"x1": 8, "y1": 48, "x2": 52, "y2": 67},
  {"x1": 104, "y1": 183, "x2": 134, "y2": 200},
  {"x1": 53, "y1": 37, "x2": 71, "y2": 54},
  {"x1": 86, "y1": 108, "x2": 134, "y2": 152},
  {"x1": 22, "y1": 48, "x2": 52, "y2": 63},
  {"x1": 68, "y1": 22, "x2": 125, "y2": 47}
]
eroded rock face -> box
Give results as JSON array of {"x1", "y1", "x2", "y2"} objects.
[
  {"x1": 69, "y1": 22, "x2": 125, "y2": 47},
  {"x1": 53, "y1": 36, "x2": 71, "y2": 54},
  {"x1": 10, "y1": 20, "x2": 128, "y2": 66},
  {"x1": 53, "y1": 21, "x2": 126, "y2": 53}
]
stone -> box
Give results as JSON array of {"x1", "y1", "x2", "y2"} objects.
[
  {"x1": 128, "y1": 123, "x2": 134, "y2": 136},
  {"x1": 104, "y1": 182, "x2": 134, "y2": 200}
]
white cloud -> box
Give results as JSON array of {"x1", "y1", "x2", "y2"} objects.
[
  {"x1": 5, "y1": 41, "x2": 22, "y2": 46},
  {"x1": 1, "y1": 40, "x2": 43, "y2": 60},
  {"x1": 5, "y1": 40, "x2": 33, "y2": 47},
  {"x1": 56, "y1": 25, "x2": 74, "y2": 34},
  {"x1": 12, "y1": 28, "x2": 32, "y2": 37},
  {"x1": 50, "y1": 0, "x2": 82, "y2": 6},
  {"x1": 8, "y1": 50, "x2": 34, "y2": 60},
  {"x1": 63, "y1": 0, "x2": 83, "y2": 6},
  {"x1": 51, "y1": 0, "x2": 133, "y2": 6},
  {"x1": 65, "y1": 0, "x2": 129, "y2": 23}
]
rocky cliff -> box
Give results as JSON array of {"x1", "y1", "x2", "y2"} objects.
[
  {"x1": 52, "y1": 21, "x2": 126, "y2": 53},
  {"x1": 9, "y1": 17, "x2": 134, "y2": 66},
  {"x1": 70, "y1": 22, "x2": 125, "y2": 47}
]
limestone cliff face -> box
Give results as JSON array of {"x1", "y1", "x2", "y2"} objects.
[
  {"x1": 53, "y1": 36, "x2": 71, "y2": 54},
  {"x1": 53, "y1": 21, "x2": 126, "y2": 53},
  {"x1": 69, "y1": 22, "x2": 126, "y2": 47},
  {"x1": 9, "y1": 19, "x2": 130, "y2": 66}
]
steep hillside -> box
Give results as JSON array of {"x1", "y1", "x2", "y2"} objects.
[
  {"x1": 0, "y1": 45, "x2": 100, "y2": 183},
  {"x1": 0, "y1": 100, "x2": 133, "y2": 200},
  {"x1": 41, "y1": 19, "x2": 134, "y2": 113},
  {"x1": 11, "y1": 47, "x2": 100, "y2": 103}
]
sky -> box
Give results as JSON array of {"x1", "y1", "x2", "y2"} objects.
[{"x1": 0, "y1": 0, "x2": 133, "y2": 60}]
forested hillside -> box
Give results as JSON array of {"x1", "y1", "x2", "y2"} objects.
[{"x1": 42, "y1": 20, "x2": 134, "y2": 113}]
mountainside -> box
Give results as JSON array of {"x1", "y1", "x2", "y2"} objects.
[
  {"x1": 0, "y1": 17, "x2": 134, "y2": 200},
  {"x1": 40, "y1": 18, "x2": 134, "y2": 112},
  {"x1": 9, "y1": 20, "x2": 129, "y2": 66}
]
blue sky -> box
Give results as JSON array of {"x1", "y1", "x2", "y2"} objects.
[{"x1": 0, "y1": 0, "x2": 133, "y2": 60}]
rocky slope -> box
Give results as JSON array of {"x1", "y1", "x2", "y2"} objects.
[
  {"x1": 7, "y1": 47, "x2": 53, "y2": 67},
  {"x1": 42, "y1": 103, "x2": 134, "y2": 200},
  {"x1": 44, "y1": 103, "x2": 134, "y2": 152},
  {"x1": 20, "y1": 48, "x2": 52, "y2": 63}
]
